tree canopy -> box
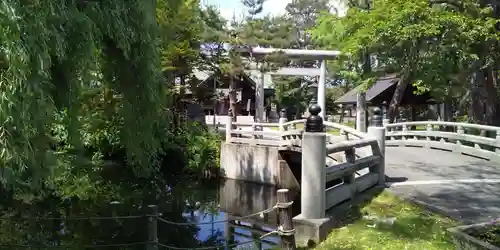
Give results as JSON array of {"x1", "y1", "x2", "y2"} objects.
[
  {"x1": 6, "y1": 0, "x2": 500, "y2": 201},
  {"x1": 311, "y1": 0, "x2": 500, "y2": 123},
  {"x1": 0, "y1": 0, "x2": 225, "y2": 200}
]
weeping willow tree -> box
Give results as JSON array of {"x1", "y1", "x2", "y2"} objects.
[{"x1": 0, "y1": 0, "x2": 169, "y2": 197}]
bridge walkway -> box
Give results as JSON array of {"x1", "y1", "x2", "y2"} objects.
[
  {"x1": 386, "y1": 146, "x2": 500, "y2": 223},
  {"x1": 221, "y1": 114, "x2": 500, "y2": 223}
]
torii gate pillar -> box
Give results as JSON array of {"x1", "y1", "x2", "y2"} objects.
[
  {"x1": 232, "y1": 47, "x2": 341, "y2": 121},
  {"x1": 317, "y1": 60, "x2": 327, "y2": 119},
  {"x1": 255, "y1": 72, "x2": 265, "y2": 123}
]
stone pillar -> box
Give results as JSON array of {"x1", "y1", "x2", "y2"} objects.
[
  {"x1": 225, "y1": 109, "x2": 233, "y2": 143},
  {"x1": 367, "y1": 107, "x2": 386, "y2": 185},
  {"x1": 255, "y1": 72, "x2": 265, "y2": 124},
  {"x1": 370, "y1": 106, "x2": 383, "y2": 127},
  {"x1": 301, "y1": 103, "x2": 326, "y2": 219},
  {"x1": 382, "y1": 101, "x2": 390, "y2": 126},
  {"x1": 318, "y1": 60, "x2": 327, "y2": 119},
  {"x1": 279, "y1": 108, "x2": 288, "y2": 132},
  {"x1": 356, "y1": 92, "x2": 367, "y2": 132}
]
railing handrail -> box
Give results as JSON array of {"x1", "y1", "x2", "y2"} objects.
[
  {"x1": 325, "y1": 138, "x2": 377, "y2": 155},
  {"x1": 282, "y1": 119, "x2": 306, "y2": 128},
  {"x1": 384, "y1": 119, "x2": 500, "y2": 161},
  {"x1": 232, "y1": 122, "x2": 280, "y2": 128},
  {"x1": 386, "y1": 121, "x2": 500, "y2": 132},
  {"x1": 323, "y1": 121, "x2": 367, "y2": 139},
  {"x1": 225, "y1": 120, "x2": 373, "y2": 147}
]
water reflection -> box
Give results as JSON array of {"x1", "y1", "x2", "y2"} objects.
[
  {"x1": 195, "y1": 179, "x2": 300, "y2": 249},
  {"x1": 0, "y1": 178, "x2": 299, "y2": 249}
]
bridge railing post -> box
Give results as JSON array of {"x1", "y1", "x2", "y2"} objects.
[
  {"x1": 147, "y1": 205, "x2": 159, "y2": 250},
  {"x1": 279, "y1": 108, "x2": 288, "y2": 133},
  {"x1": 367, "y1": 107, "x2": 386, "y2": 186},
  {"x1": 225, "y1": 109, "x2": 233, "y2": 143},
  {"x1": 496, "y1": 129, "x2": 500, "y2": 155},
  {"x1": 301, "y1": 103, "x2": 326, "y2": 219}
]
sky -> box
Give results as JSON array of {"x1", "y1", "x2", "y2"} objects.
[{"x1": 200, "y1": 0, "x2": 347, "y2": 21}]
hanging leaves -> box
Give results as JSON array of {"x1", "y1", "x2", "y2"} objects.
[{"x1": 0, "y1": 0, "x2": 165, "y2": 190}]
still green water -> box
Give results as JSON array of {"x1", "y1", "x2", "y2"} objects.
[{"x1": 0, "y1": 178, "x2": 299, "y2": 249}]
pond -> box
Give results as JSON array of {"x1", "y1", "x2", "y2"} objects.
[{"x1": 0, "y1": 178, "x2": 300, "y2": 249}]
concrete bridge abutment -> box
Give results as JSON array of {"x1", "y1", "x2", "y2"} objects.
[{"x1": 219, "y1": 142, "x2": 300, "y2": 190}]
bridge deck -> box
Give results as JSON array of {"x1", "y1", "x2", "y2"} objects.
[
  {"x1": 221, "y1": 118, "x2": 500, "y2": 224},
  {"x1": 385, "y1": 146, "x2": 500, "y2": 223}
]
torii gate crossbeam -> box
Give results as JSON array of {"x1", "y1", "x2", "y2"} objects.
[{"x1": 234, "y1": 47, "x2": 342, "y2": 121}]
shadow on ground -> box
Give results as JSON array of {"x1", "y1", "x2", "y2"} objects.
[{"x1": 385, "y1": 147, "x2": 500, "y2": 224}]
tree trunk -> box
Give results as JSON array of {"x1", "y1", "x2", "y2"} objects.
[
  {"x1": 362, "y1": 52, "x2": 371, "y2": 76},
  {"x1": 387, "y1": 72, "x2": 410, "y2": 122},
  {"x1": 484, "y1": 66, "x2": 500, "y2": 126},
  {"x1": 468, "y1": 69, "x2": 486, "y2": 124}
]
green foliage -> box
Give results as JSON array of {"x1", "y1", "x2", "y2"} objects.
[
  {"x1": 158, "y1": 0, "x2": 206, "y2": 75},
  {"x1": 273, "y1": 76, "x2": 311, "y2": 116},
  {"x1": 325, "y1": 87, "x2": 345, "y2": 114},
  {"x1": 311, "y1": 0, "x2": 500, "y2": 99},
  {"x1": 359, "y1": 77, "x2": 378, "y2": 91},
  {"x1": 235, "y1": 0, "x2": 334, "y2": 111},
  {"x1": 285, "y1": 0, "x2": 331, "y2": 49},
  {"x1": 0, "y1": 0, "x2": 164, "y2": 190},
  {"x1": 315, "y1": 192, "x2": 456, "y2": 250},
  {"x1": 0, "y1": 0, "x2": 222, "y2": 201},
  {"x1": 475, "y1": 223, "x2": 500, "y2": 247},
  {"x1": 183, "y1": 123, "x2": 221, "y2": 172},
  {"x1": 464, "y1": 219, "x2": 500, "y2": 247}
]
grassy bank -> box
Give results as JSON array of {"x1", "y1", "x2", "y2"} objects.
[
  {"x1": 312, "y1": 191, "x2": 456, "y2": 250},
  {"x1": 319, "y1": 123, "x2": 454, "y2": 249}
]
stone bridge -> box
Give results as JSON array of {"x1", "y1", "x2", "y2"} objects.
[
  {"x1": 217, "y1": 105, "x2": 500, "y2": 243},
  {"x1": 384, "y1": 121, "x2": 500, "y2": 224}
]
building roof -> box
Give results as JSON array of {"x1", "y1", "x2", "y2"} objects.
[
  {"x1": 335, "y1": 74, "x2": 435, "y2": 105},
  {"x1": 335, "y1": 75, "x2": 399, "y2": 104},
  {"x1": 193, "y1": 69, "x2": 274, "y2": 89}
]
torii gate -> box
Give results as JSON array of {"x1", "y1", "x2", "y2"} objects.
[{"x1": 234, "y1": 47, "x2": 341, "y2": 122}]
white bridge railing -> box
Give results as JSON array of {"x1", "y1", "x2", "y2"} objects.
[
  {"x1": 221, "y1": 107, "x2": 386, "y2": 220},
  {"x1": 222, "y1": 116, "x2": 368, "y2": 148},
  {"x1": 220, "y1": 107, "x2": 500, "y2": 224},
  {"x1": 223, "y1": 114, "x2": 305, "y2": 147},
  {"x1": 321, "y1": 135, "x2": 383, "y2": 211},
  {"x1": 385, "y1": 121, "x2": 500, "y2": 161}
]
